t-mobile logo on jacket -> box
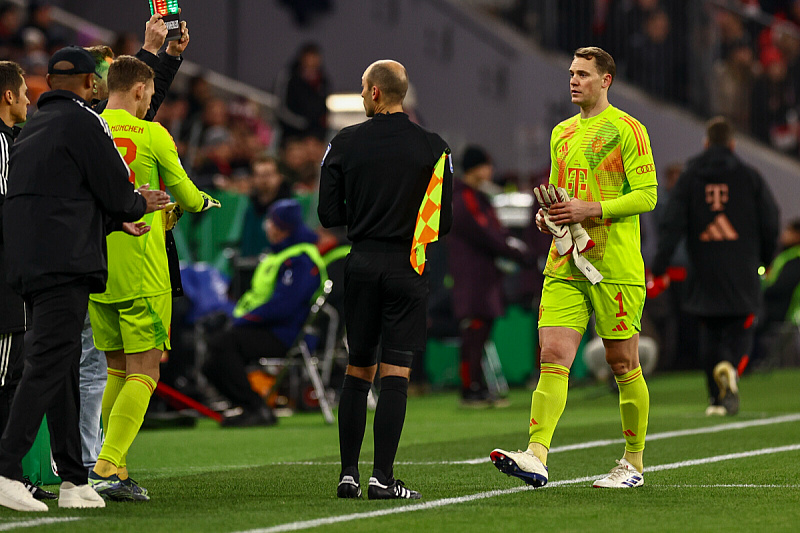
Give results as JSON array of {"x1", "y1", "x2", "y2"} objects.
[{"x1": 700, "y1": 184, "x2": 739, "y2": 242}]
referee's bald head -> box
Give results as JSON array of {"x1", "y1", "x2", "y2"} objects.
[{"x1": 364, "y1": 60, "x2": 408, "y2": 105}]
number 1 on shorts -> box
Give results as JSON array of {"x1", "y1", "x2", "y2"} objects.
[{"x1": 614, "y1": 291, "x2": 627, "y2": 318}]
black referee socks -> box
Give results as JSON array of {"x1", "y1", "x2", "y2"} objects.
[
  {"x1": 339, "y1": 374, "x2": 372, "y2": 475},
  {"x1": 372, "y1": 375, "x2": 409, "y2": 481}
]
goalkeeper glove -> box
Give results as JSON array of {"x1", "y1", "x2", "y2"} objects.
[
  {"x1": 199, "y1": 191, "x2": 221, "y2": 212},
  {"x1": 552, "y1": 187, "x2": 595, "y2": 254},
  {"x1": 534, "y1": 184, "x2": 573, "y2": 256},
  {"x1": 572, "y1": 247, "x2": 603, "y2": 285},
  {"x1": 163, "y1": 202, "x2": 184, "y2": 231}
]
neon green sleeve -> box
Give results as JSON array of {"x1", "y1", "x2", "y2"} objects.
[
  {"x1": 600, "y1": 115, "x2": 658, "y2": 217},
  {"x1": 548, "y1": 126, "x2": 559, "y2": 183},
  {"x1": 151, "y1": 124, "x2": 205, "y2": 212},
  {"x1": 600, "y1": 184, "x2": 657, "y2": 217}
]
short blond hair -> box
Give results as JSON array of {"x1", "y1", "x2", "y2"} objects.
[{"x1": 574, "y1": 46, "x2": 616, "y2": 86}]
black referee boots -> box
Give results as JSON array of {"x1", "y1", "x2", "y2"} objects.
[
  {"x1": 337, "y1": 467, "x2": 361, "y2": 499},
  {"x1": 367, "y1": 470, "x2": 421, "y2": 500}
]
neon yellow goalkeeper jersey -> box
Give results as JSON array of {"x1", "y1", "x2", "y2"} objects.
[
  {"x1": 91, "y1": 108, "x2": 204, "y2": 303},
  {"x1": 543, "y1": 104, "x2": 657, "y2": 285}
]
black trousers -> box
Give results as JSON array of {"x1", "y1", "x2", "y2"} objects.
[
  {"x1": 0, "y1": 282, "x2": 89, "y2": 485},
  {"x1": 0, "y1": 332, "x2": 25, "y2": 431},
  {"x1": 698, "y1": 315, "x2": 755, "y2": 402},
  {"x1": 202, "y1": 326, "x2": 288, "y2": 410}
]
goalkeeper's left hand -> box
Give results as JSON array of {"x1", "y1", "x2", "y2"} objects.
[
  {"x1": 199, "y1": 191, "x2": 221, "y2": 212},
  {"x1": 163, "y1": 202, "x2": 184, "y2": 231},
  {"x1": 534, "y1": 184, "x2": 573, "y2": 256}
]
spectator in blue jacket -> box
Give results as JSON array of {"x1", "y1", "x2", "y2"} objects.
[{"x1": 203, "y1": 199, "x2": 326, "y2": 427}]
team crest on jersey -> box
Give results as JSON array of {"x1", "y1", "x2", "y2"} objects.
[
  {"x1": 591, "y1": 136, "x2": 606, "y2": 153},
  {"x1": 321, "y1": 143, "x2": 331, "y2": 166}
]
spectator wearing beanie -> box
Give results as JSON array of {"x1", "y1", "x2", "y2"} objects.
[
  {"x1": 447, "y1": 145, "x2": 533, "y2": 407},
  {"x1": 202, "y1": 199, "x2": 327, "y2": 426}
]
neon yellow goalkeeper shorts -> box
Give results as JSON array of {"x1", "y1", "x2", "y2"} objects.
[
  {"x1": 88, "y1": 294, "x2": 171, "y2": 353},
  {"x1": 538, "y1": 276, "x2": 644, "y2": 339}
]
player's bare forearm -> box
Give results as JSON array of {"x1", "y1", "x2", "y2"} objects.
[{"x1": 548, "y1": 198, "x2": 602, "y2": 224}]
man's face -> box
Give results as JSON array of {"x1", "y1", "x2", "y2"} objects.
[
  {"x1": 470, "y1": 163, "x2": 493, "y2": 185},
  {"x1": 569, "y1": 56, "x2": 608, "y2": 109},
  {"x1": 251, "y1": 161, "x2": 282, "y2": 195},
  {"x1": 265, "y1": 218, "x2": 290, "y2": 245},
  {"x1": 361, "y1": 69, "x2": 375, "y2": 117},
  {"x1": 136, "y1": 79, "x2": 155, "y2": 119},
  {"x1": 10, "y1": 78, "x2": 29, "y2": 124}
]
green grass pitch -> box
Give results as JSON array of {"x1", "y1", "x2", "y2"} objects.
[{"x1": 2, "y1": 368, "x2": 799, "y2": 532}]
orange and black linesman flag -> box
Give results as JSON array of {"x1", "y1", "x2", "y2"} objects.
[{"x1": 410, "y1": 149, "x2": 450, "y2": 275}]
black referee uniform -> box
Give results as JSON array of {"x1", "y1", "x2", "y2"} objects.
[{"x1": 319, "y1": 110, "x2": 452, "y2": 496}]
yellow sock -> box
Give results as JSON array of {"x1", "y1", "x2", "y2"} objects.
[
  {"x1": 93, "y1": 459, "x2": 117, "y2": 478},
  {"x1": 528, "y1": 363, "x2": 569, "y2": 460},
  {"x1": 624, "y1": 450, "x2": 644, "y2": 473},
  {"x1": 97, "y1": 374, "x2": 156, "y2": 468},
  {"x1": 117, "y1": 466, "x2": 129, "y2": 481},
  {"x1": 615, "y1": 366, "x2": 649, "y2": 472},
  {"x1": 527, "y1": 442, "x2": 549, "y2": 466},
  {"x1": 102, "y1": 368, "x2": 127, "y2": 434}
]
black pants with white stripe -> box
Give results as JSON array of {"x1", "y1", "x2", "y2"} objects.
[{"x1": 0, "y1": 332, "x2": 24, "y2": 433}]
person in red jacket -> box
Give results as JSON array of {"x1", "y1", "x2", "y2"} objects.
[{"x1": 447, "y1": 146, "x2": 531, "y2": 407}]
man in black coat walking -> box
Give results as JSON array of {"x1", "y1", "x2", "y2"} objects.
[
  {"x1": 0, "y1": 47, "x2": 168, "y2": 512},
  {"x1": 652, "y1": 116, "x2": 779, "y2": 416}
]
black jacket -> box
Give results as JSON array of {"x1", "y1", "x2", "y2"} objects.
[
  {"x1": 0, "y1": 121, "x2": 27, "y2": 333},
  {"x1": 318, "y1": 112, "x2": 452, "y2": 245},
  {"x1": 3, "y1": 90, "x2": 147, "y2": 296},
  {"x1": 652, "y1": 145, "x2": 779, "y2": 316}
]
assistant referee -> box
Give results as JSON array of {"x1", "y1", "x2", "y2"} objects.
[{"x1": 319, "y1": 59, "x2": 452, "y2": 500}]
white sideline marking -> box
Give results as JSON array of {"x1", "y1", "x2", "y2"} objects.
[
  {"x1": 659, "y1": 484, "x2": 800, "y2": 488},
  {"x1": 235, "y1": 443, "x2": 800, "y2": 533},
  {"x1": 277, "y1": 413, "x2": 800, "y2": 466},
  {"x1": 0, "y1": 518, "x2": 81, "y2": 531}
]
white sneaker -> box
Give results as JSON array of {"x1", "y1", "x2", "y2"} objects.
[
  {"x1": 0, "y1": 475, "x2": 48, "y2": 511},
  {"x1": 490, "y1": 448, "x2": 548, "y2": 487},
  {"x1": 58, "y1": 482, "x2": 105, "y2": 509},
  {"x1": 705, "y1": 404, "x2": 727, "y2": 416},
  {"x1": 592, "y1": 458, "x2": 644, "y2": 488},
  {"x1": 713, "y1": 361, "x2": 740, "y2": 415}
]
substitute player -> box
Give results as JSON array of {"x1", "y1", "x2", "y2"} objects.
[
  {"x1": 87, "y1": 56, "x2": 219, "y2": 500},
  {"x1": 491, "y1": 46, "x2": 657, "y2": 488}
]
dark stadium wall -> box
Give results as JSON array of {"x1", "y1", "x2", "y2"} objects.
[{"x1": 59, "y1": 0, "x2": 800, "y2": 221}]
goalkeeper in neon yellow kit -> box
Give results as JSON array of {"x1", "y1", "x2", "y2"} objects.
[
  {"x1": 87, "y1": 56, "x2": 220, "y2": 500},
  {"x1": 490, "y1": 46, "x2": 657, "y2": 488}
]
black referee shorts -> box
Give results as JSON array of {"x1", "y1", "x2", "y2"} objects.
[{"x1": 344, "y1": 243, "x2": 429, "y2": 368}]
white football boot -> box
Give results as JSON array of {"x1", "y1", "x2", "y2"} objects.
[
  {"x1": 592, "y1": 458, "x2": 644, "y2": 488},
  {"x1": 490, "y1": 448, "x2": 549, "y2": 487}
]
